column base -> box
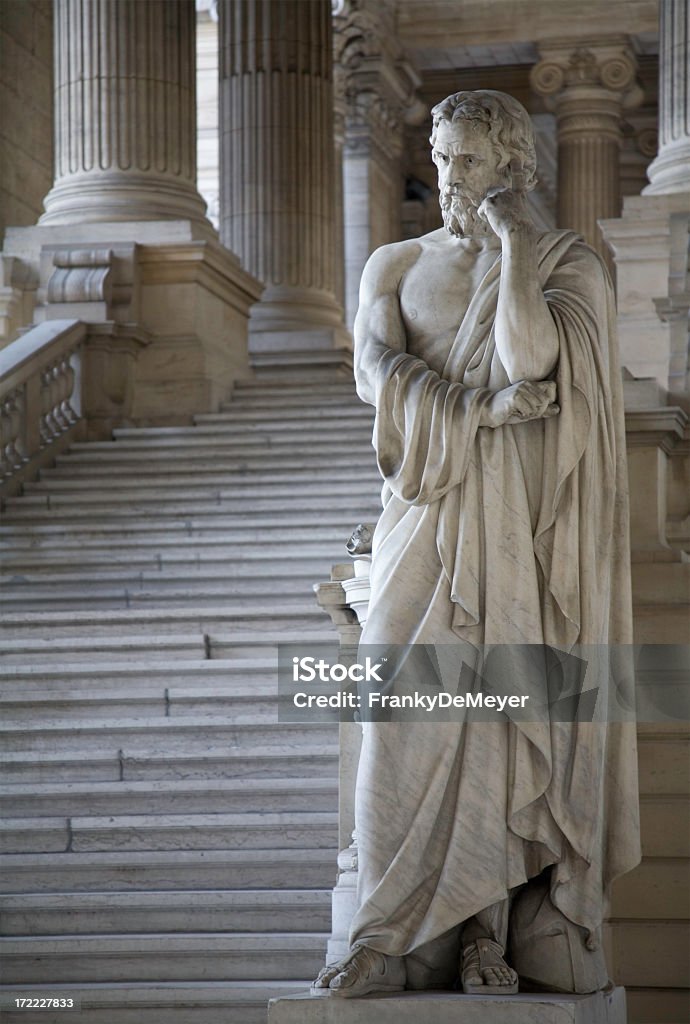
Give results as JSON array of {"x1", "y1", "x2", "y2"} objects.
[
  {"x1": 643, "y1": 140, "x2": 690, "y2": 196},
  {"x1": 248, "y1": 285, "x2": 351, "y2": 353},
  {"x1": 269, "y1": 986, "x2": 627, "y2": 1024}
]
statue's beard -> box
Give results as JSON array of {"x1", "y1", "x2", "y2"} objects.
[{"x1": 440, "y1": 189, "x2": 492, "y2": 239}]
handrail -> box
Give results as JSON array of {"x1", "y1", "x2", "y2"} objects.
[{"x1": 0, "y1": 319, "x2": 87, "y2": 493}]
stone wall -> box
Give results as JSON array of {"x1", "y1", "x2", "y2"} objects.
[{"x1": 0, "y1": 1, "x2": 53, "y2": 241}]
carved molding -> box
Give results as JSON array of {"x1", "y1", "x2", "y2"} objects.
[
  {"x1": 333, "y1": 0, "x2": 423, "y2": 158},
  {"x1": 47, "y1": 250, "x2": 114, "y2": 306}
]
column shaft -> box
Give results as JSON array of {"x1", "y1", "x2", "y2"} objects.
[
  {"x1": 531, "y1": 40, "x2": 641, "y2": 263},
  {"x1": 644, "y1": 0, "x2": 690, "y2": 194},
  {"x1": 219, "y1": 0, "x2": 343, "y2": 344},
  {"x1": 556, "y1": 91, "x2": 623, "y2": 252},
  {"x1": 41, "y1": 0, "x2": 209, "y2": 227}
]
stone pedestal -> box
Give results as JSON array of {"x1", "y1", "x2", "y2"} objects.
[
  {"x1": 2, "y1": 223, "x2": 261, "y2": 433},
  {"x1": 599, "y1": 0, "x2": 690, "y2": 399},
  {"x1": 218, "y1": 0, "x2": 348, "y2": 352},
  {"x1": 600, "y1": 194, "x2": 690, "y2": 393},
  {"x1": 269, "y1": 987, "x2": 627, "y2": 1024}
]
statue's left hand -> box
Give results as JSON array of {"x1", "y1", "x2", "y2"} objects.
[{"x1": 477, "y1": 162, "x2": 534, "y2": 240}]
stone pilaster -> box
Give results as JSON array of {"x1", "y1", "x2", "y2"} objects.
[
  {"x1": 644, "y1": 0, "x2": 690, "y2": 195},
  {"x1": 530, "y1": 38, "x2": 642, "y2": 262},
  {"x1": 334, "y1": 0, "x2": 423, "y2": 328},
  {"x1": 40, "y1": 0, "x2": 211, "y2": 233},
  {"x1": 218, "y1": 0, "x2": 347, "y2": 352}
]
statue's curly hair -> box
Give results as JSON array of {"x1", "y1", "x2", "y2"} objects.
[{"x1": 430, "y1": 90, "x2": 538, "y2": 192}]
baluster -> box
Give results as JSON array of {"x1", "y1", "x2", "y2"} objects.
[
  {"x1": 39, "y1": 365, "x2": 56, "y2": 443},
  {"x1": 0, "y1": 390, "x2": 20, "y2": 476},
  {"x1": 52, "y1": 357, "x2": 71, "y2": 432},
  {"x1": 5, "y1": 389, "x2": 26, "y2": 468},
  {"x1": 60, "y1": 353, "x2": 78, "y2": 425}
]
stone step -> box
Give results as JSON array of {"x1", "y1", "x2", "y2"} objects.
[
  {"x1": 220, "y1": 393, "x2": 361, "y2": 410},
  {"x1": 0, "y1": 716, "x2": 337, "y2": 754},
  {"x1": 0, "y1": 981, "x2": 311, "y2": 1024},
  {"x1": 2, "y1": 495, "x2": 379, "y2": 519},
  {"x1": 0, "y1": 932, "x2": 328, "y2": 984},
  {"x1": 2, "y1": 744, "x2": 338, "y2": 784},
  {"x1": 68, "y1": 432, "x2": 371, "y2": 451},
  {"x1": 53, "y1": 451, "x2": 376, "y2": 471},
  {"x1": 232, "y1": 380, "x2": 352, "y2": 395},
  {"x1": 0, "y1": 658, "x2": 278, "y2": 689},
  {"x1": 35, "y1": 465, "x2": 380, "y2": 488},
  {"x1": 0, "y1": 634, "x2": 208, "y2": 665},
  {"x1": 22, "y1": 476, "x2": 380, "y2": 497},
  {"x1": 0, "y1": 777, "x2": 337, "y2": 818},
  {"x1": 0, "y1": 547, "x2": 347, "y2": 570},
  {"x1": 0, "y1": 630, "x2": 335, "y2": 664},
  {"x1": 0, "y1": 848, "x2": 336, "y2": 893},
  {"x1": 0, "y1": 889, "x2": 332, "y2": 936},
  {"x1": 108, "y1": 423, "x2": 372, "y2": 442},
  {"x1": 0, "y1": 605, "x2": 331, "y2": 639},
  {"x1": 0, "y1": 684, "x2": 289, "y2": 724},
  {"x1": 0, "y1": 544, "x2": 343, "y2": 569},
  {"x1": 1, "y1": 811, "x2": 338, "y2": 856},
  {"x1": 0, "y1": 565, "x2": 333, "y2": 589},
  {"x1": 232, "y1": 380, "x2": 356, "y2": 397},
  {"x1": 192, "y1": 408, "x2": 371, "y2": 425},
  {"x1": 0, "y1": 583, "x2": 322, "y2": 613},
  {"x1": 0, "y1": 516, "x2": 371, "y2": 537},
  {"x1": 250, "y1": 349, "x2": 353, "y2": 379}
]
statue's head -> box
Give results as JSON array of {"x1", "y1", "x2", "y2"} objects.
[{"x1": 429, "y1": 90, "x2": 538, "y2": 238}]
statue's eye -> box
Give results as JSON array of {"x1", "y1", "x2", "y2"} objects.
[
  {"x1": 434, "y1": 151, "x2": 449, "y2": 164},
  {"x1": 465, "y1": 156, "x2": 475, "y2": 167}
]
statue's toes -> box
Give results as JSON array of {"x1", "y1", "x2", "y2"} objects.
[
  {"x1": 330, "y1": 968, "x2": 356, "y2": 991},
  {"x1": 313, "y1": 965, "x2": 340, "y2": 989}
]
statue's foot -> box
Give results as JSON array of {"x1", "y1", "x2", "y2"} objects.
[
  {"x1": 461, "y1": 937, "x2": 518, "y2": 995},
  {"x1": 311, "y1": 943, "x2": 406, "y2": 998}
]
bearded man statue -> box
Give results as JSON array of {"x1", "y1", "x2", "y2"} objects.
[{"x1": 312, "y1": 90, "x2": 641, "y2": 999}]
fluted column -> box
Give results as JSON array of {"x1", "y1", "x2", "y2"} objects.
[
  {"x1": 531, "y1": 39, "x2": 642, "y2": 262},
  {"x1": 219, "y1": 0, "x2": 346, "y2": 350},
  {"x1": 644, "y1": 0, "x2": 690, "y2": 194},
  {"x1": 40, "y1": 0, "x2": 210, "y2": 230}
]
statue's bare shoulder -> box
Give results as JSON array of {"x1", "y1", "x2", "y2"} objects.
[{"x1": 361, "y1": 228, "x2": 454, "y2": 299}]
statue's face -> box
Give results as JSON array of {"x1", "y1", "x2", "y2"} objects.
[{"x1": 432, "y1": 118, "x2": 508, "y2": 238}]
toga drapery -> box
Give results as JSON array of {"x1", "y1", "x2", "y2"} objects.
[{"x1": 350, "y1": 230, "x2": 641, "y2": 957}]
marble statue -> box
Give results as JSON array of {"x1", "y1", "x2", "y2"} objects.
[{"x1": 313, "y1": 90, "x2": 641, "y2": 999}]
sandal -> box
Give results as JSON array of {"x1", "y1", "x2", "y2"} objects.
[{"x1": 461, "y1": 937, "x2": 519, "y2": 995}]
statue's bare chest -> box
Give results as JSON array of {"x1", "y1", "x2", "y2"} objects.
[{"x1": 398, "y1": 244, "x2": 500, "y2": 370}]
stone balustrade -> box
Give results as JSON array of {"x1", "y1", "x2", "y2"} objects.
[{"x1": 0, "y1": 318, "x2": 86, "y2": 497}]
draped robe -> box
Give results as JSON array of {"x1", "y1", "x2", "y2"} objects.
[{"x1": 349, "y1": 230, "x2": 641, "y2": 957}]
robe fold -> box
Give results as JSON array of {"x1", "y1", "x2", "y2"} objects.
[{"x1": 350, "y1": 230, "x2": 641, "y2": 956}]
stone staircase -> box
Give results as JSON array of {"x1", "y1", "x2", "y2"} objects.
[{"x1": 0, "y1": 367, "x2": 381, "y2": 1023}]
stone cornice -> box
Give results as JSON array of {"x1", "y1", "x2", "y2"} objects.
[{"x1": 137, "y1": 242, "x2": 263, "y2": 312}]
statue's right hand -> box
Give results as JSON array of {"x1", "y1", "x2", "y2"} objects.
[{"x1": 481, "y1": 380, "x2": 559, "y2": 428}]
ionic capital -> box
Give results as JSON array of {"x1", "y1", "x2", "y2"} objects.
[{"x1": 531, "y1": 38, "x2": 643, "y2": 115}]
